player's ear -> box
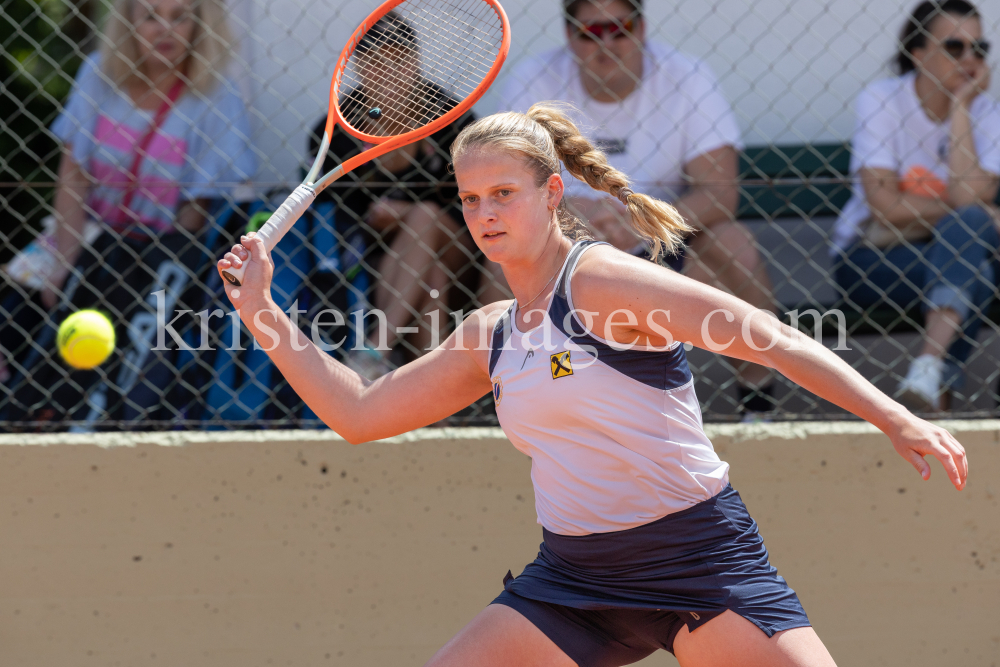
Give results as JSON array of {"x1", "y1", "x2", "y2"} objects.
[{"x1": 545, "y1": 173, "x2": 564, "y2": 210}]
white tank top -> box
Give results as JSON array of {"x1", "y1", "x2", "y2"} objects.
[{"x1": 488, "y1": 241, "x2": 730, "y2": 536}]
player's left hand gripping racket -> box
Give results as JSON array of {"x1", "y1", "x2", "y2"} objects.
[{"x1": 220, "y1": 0, "x2": 511, "y2": 287}]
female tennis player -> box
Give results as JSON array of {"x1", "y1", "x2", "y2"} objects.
[{"x1": 218, "y1": 104, "x2": 967, "y2": 667}]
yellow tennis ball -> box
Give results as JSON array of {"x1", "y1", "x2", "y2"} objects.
[{"x1": 57, "y1": 310, "x2": 115, "y2": 370}]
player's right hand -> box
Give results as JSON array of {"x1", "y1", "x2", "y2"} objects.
[
  {"x1": 889, "y1": 415, "x2": 968, "y2": 491},
  {"x1": 218, "y1": 232, "x2": 275, "y2": 313}
]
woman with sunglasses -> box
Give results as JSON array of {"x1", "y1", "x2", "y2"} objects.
[{"x1": 834, "y1": 0, "x2": 1000, "y2": 411}]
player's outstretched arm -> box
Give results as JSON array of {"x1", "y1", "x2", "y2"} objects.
[
  {"x1": 218, "y1": 234, "x2": 495, "y2": 443},
  {"x1": 572, "y1": 247, "x2": 968, "y2": 490}
]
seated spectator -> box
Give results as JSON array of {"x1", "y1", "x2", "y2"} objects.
[
  {"x1": 308, "y1": 12, "x2": 507, "y2": 378},
  {"x1": 501, "y1": 0, "x2": 778, "y2": 417},
  {"x1": 1, "y1": 0, "x2": 254, "y2": 421},
  {"x1": 833, "y1": 0, "x2": 1000, "y2": 411}
]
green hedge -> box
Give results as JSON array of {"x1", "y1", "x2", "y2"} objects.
[{"x1": 0, "y1": 0, "x2": 87, "y2": 262}]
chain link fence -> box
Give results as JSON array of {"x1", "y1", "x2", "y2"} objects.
[{"x1": 2, "y1": 0, "x2": 1000, "y2": 430}]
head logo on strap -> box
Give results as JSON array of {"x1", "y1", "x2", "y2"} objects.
[{"x1": 492, "y1": 376, "x2": 503, "y2": 405}]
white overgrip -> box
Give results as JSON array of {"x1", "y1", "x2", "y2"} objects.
[{"x1": 220, "y1": 184, "x2": 317, "y2": 287}]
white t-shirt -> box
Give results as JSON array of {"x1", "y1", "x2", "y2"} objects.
[
  {"x1": 500, "y1": 42, "x2": 742, "y2": 203},
  {"x1": 834, "y1": 72, "x2": 1000, "y2": 251}
]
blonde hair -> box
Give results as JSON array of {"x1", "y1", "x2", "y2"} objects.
[
  {"x1": 99, "y1": 0, "x2": 234, "y2": 95},
  {"x1": 451, "y1": 103, "x2": 691, "y2": 259}
]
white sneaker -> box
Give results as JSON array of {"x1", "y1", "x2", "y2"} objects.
[{"x1": 897, "y1": 354, "x2": 945, "y2": 411}]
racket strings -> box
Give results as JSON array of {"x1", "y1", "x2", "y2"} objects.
[
  {"x1": 343, "y1": 9, "x2": 497, "y2": 134},
  {"x1": 340, "y1": 0, "x2": 504, "y2": 137}
]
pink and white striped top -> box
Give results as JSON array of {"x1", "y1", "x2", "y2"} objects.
[{"x1": 52, "y1": 54, "x2": 256, "y2": 236}]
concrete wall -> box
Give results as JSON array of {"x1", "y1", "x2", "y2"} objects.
[{"x1": 1, "y1": 422, "x2": 998, "y2": 667}]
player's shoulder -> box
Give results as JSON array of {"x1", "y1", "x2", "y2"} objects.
[
  {"x1": 439, "y1": 300, "x2": 512, "y2": 363},
  {"x1": 572, "y1": 243, "x2": 680, "y2": 308},
  {"x1": 573, "y1": 242, "x2": 675, "y2": 288},
  {"x1": 481, "y1": 299, "x2": 515, "y2": 329},
  {"x1": 457, "y1": 300, "x2": 514, "y2": 336},
  {"x1": 569, "y1": 242, "x2": 685, "y2": 313}
]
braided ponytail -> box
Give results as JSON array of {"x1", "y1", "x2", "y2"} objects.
[
  {"x1": 450, "y1": 103, "x2": 691, "y2": 259},
  {"x1": 526, "y1": 103, "x2": 690, "y2": 259}
]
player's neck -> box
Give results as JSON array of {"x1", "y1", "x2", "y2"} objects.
[{"x1": 509, "y1": 233, "x2": 573, "y2": 326}]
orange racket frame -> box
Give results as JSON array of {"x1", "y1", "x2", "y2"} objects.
[{"x1": 221, "y1": 0, "x2": 510, "y2": 287}]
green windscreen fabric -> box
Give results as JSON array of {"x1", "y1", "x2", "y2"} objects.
[{"x1": 737, "y1": 143, "x2": 852, "y2": 219}]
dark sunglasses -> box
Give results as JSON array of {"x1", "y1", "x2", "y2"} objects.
[
  {"x1": 572, "y1": 18, "x2": 636, "y2": 41},
  {"x1": 942, "y1": 38, "x2": 991, "y2": 60}
]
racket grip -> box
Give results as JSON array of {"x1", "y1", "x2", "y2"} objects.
[{"x1": 220, "y1": 184, "x2": 317, "y2": 287}]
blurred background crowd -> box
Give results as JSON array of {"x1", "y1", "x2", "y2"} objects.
[{"x1": 2, "y1": 0, "x2": 1000, "y2": 429}]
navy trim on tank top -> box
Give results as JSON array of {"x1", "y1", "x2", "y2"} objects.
[
  {"x1": 553, "y1": 240, "x2": 599, "y2": 299},
  {"x1": 489, "y1": 240, "x2": 693, "y2": 391},
  {"x1": 555, "y1": 241, "x2": 692, "y2": 391},
  {"x1": 488, "y1": 304, "x2": 514, "y2": 377}
]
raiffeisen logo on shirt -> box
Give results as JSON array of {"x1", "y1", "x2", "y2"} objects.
[{"x1": 550, "y1": 351, "x2": 573, "y2": 379}]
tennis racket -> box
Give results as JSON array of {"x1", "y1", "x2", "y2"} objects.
[{"x1": 220, "y1": 0, "x2": 511, "y2": 286}]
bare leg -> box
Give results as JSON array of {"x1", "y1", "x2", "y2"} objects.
[
  {"x1": 411, "y1": 258, "x2": 451, "y2": 354},
  {"x1": 376, "y1": 202, "x2": 459, "y2": 355},
  {"x1": 366, "y1": 200, "x2": 410, "y2": 318},
  {"x1": 673, "y1": 610, "x2": 836, "y2": 667},
  {"x1": 920, "y1": 307, "x2": 961, "y2": 358},
  {"x1": 376, "y1": 246, "x2": 402, "y2": 308},
  {"x1": 686, "y1": 221, "x2": 774, "y2": 390},
  {"x1": 424, "y1": 604, "x2": 576, "y2": 667}
]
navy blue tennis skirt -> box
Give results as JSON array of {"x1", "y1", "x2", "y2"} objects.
[{"x1": 492, "y1": 485, "x2": 809, "y2": 666}]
